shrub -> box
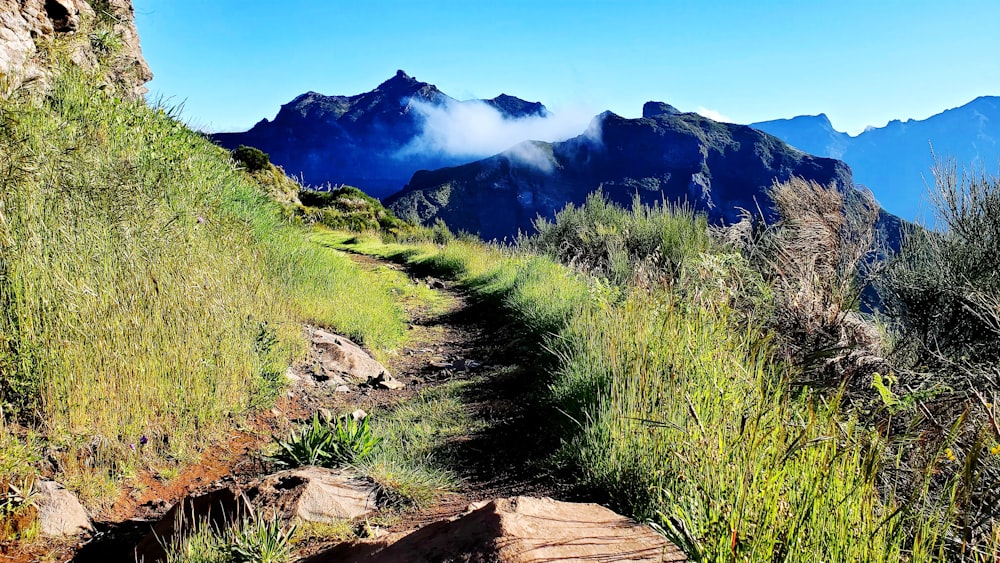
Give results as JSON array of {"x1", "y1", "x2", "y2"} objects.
[
  {"x1": 722, "y1": 178, "x2": 883, "y2": 384},
  {"x1": 526, "y1": 190, "x2": 713, "y2": 286},
  {"x1": 232, "y1": 145, "x2": 270, "y2": 173},
  {"x1": 269, "y1": 412, "x2": 381, "y2": 469}
]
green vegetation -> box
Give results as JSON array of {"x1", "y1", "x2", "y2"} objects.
[
  {"x1": 331, "y1": 173, "x2": 1000, "y2": 561},
  {"x1": 165, "y1": 514, "x2": 295, "y2": 563},
  {"x1": 269, "y1": 413, "x2": 381, "y2": 469},
  {"x1": 292, "y1": 185, "x2": 411, "y2": 234},
  {"x1": 232, "y1": 144, "x2": 271, "y2": 173},
  {"x1": 0, "y1": 63, "x2": 409, "y2": 512}
]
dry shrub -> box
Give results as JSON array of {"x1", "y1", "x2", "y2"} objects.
[{"x1": 722, "y1": 177, "x2": 884, "y2": 384}]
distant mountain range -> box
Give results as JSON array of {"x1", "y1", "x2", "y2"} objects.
[
  {"x1": 386, "y1": 103, "x2": 853, "y2": 241},
  {"x1": 751, "y1": 96, "x2": 1000, "y2": 221},
  {"x1": 212, "y1": 70, "x2": 547, "y2": 198}
]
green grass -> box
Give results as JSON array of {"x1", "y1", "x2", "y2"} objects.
[
  {"x1": 358, "y1": 380, "x2": 477, "y2": 508},
  {"x1": 0, "y1": 67, "x2": 408, "y2": 508},
  {"x1": 330, "y1": 226, "x2": 997, "y2": 561}
]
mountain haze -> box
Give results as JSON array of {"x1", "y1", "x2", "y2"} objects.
[
  {"x1": 752, "y1": 96, "x2": 1000, "y2": 221},
  {"x1": 387, "y1": 108, "x2": 854, "y2": 240},
  {"x1": 212, "y1": 71, "x2": 550, "y2": 197}
]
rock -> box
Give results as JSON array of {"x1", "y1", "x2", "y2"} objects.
[
  {"x1": 335, "y1": 385, "x2": 352, "y2": 394},
  {"x1": 429, "y1": 360, "x2": 453, "y2": 369},
  {"x1": 452, "y1": 358, "x2": 480, "y2": 371},
  {"x1": 0, "y1": 0, "x2": 151, "y2": 97},
  {"x1": 312, "y1": 329, "x2": 391, "y2": 383},
  {"x1": 368, "y1": 372, "x2": 405, "y2": 390},
  {"x1": 34, "y1": 480, "x2": 93, "y2": 537},
  {"x1": 313, "y1": 496, "x2": 685, "y2": 562},
  {"x1": 285, "y1": 367, "x2": 302, "y2": 382},
  {"x1": 350, "y1": 409, "x2": 367, "y2": 421},
  {"x1": 247, "y1": 467, "x2": 376, "y2": 524}
]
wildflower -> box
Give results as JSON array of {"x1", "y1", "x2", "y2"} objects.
[
  {"x1": 992, "y1": 444, "x2": 1000, "y2": 456},
  {"x1": 944, "y1": 448, "x2": 956, "y2": 462},
  {"x1": 139, "y1": 435, "x2": 148, "y2": 446},
  {"x1": 129, "y1": 443, "x2": 136, "y2": 451}
]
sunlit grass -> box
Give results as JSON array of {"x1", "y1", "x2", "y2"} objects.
[{"x1": 0, "y1": 69, "x2": 408, "y2": 507}]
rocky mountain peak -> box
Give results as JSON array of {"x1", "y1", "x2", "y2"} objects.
[{"x1": 642, "y1": 101, "x2": 681, "y2": 119}]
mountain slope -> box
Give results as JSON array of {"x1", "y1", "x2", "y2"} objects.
[
  {"x1": 212, "y1": 71, "x2": 548, "y2": 198},
  {"x1": 752, "y1": 96, "x2": 1000, "y2": 220},
  {"x1": 386, "y1": 108, "x2": 854, "y2": 241}
]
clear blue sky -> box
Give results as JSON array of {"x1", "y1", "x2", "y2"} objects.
[{"x1": 133, "y1": 0, "x2": 1000, "y2": 135}]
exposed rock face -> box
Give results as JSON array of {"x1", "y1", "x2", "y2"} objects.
[
  {"x1": 387, "y1": 110, "x2": 855, "y2": 241},
  {"x1": 211, "y1": 71, "x2": 550, "y2": 197},
  {"x1": 34, "y1": 480, "x2": 93, "y2": 537},
  {"x1": 312, "y1": 496, "x2": 686, "y2": 562},
  {"x1": 0, "y1": 0, "x2": 151, "y2": 97}
]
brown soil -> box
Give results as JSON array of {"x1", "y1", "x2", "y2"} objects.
[{"x1": 5, "y1": 251, "x2": 576, "y2": 562}]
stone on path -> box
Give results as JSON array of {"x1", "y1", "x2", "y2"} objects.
[
  {"x1": 311, "y1": 328, "x2": 391, "y2": 384},
  {"x1": 34, "y1": 480, "x2": 93, "y2": 537},
  {"x1": 247, "y1": 467, "x2": 376, "y2": 524},
  {"x1": 313, "y1": 496, "x2": 686, "y2": 562}
]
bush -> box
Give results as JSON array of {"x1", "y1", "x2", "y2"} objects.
[
  {"x1": 269, "y1": 412, "x2": 382, "y2": 469},
  {"x1": 232, "y1": 144, "x2": 270, "y2": 173},
  {"x1": 721, "y1": 178, "x2": 883, "y2": 384},
  {"x1": 525, "y1": 191, "x2": 713, "y2": 286}
]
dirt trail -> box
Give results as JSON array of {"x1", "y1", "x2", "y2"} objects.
[{"x1": 46, "y1": 251, "x2": 576, "y2": 562}]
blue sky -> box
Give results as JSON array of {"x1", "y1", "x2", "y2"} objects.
[{"x1": 133, "y1": 0, "x2": 1000, "y2": 135}]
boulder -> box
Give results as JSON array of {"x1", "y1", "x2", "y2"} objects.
[
  {"x1": 0, "y1": 0, "x2": 151, "y2": 97},
  {"x1": 246, "y1": 467, "x2": 376, "y2": 523},
  {"x1": 34, "y1": 480, "x2": 93, "y2": 537},
  {"x1": 311, "y1": 329, "x2": 391, "y2": 383},
  {"x1": 314, "y1": 496, "x2": 685, "y2": 562}
]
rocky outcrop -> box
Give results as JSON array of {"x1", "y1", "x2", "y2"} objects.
[
  {"x1": 310, "y1": 328, "x2": 394, "y2": 385},
  {"x1": 246, "y1": 467, "x2": 376, "y2": 523},
  {"x1": 34, "y1": 479, "x2": 93, "y2": 537},
  {"x1": 0, "y1": 0, "x2": 151, "y2": 97},
  {"x1": 312, "y1": 496, "x2": 686, "y2": 562}
]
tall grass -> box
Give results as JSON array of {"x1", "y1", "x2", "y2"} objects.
[
  {"x1": 0, "y1": 68, "x2": 407, "y2": 505},
  {"x1": 332, "y1": 182, "x2": 998, "y2": 560}
]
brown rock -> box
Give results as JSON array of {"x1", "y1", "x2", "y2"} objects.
[
  {"x1": 314, "y1": 496, "x2": 686, "y2": 562},
  {"x1": 247, "y1": 467, "x2": 376, "y2": 523},
  {"x1": 311, "y1": 328, "x2": 391, "y2": 383},
  {"x1": 134, "y1": 487, "x2": 246, "y2": 563},
  {"x1": 34, "y1": 480, "x2": 93, "y2": 537}
]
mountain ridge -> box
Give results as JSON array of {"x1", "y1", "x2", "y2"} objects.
[
  {"x1": 212, "y1": 70, "x2": 549, "y2": 197},
  {"x1": 752, "y1": 96, "x2": 1000, "y2": 220},
  {"x1": 386, "y1": 108, "x2": 855, "y2": 241}
]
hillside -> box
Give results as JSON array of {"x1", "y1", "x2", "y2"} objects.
[
  {"x1": 386, "y1": 107, "x2": 854, "y2": 240},
  {"x1": 752, "y1": 96, "x2": 1000, "y2": 220},
  {"x1": 212, "y1": 71, "x2": 549, "y2": 198}
]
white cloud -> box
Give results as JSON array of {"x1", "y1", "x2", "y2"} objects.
[
  {"x1": 398, "y1": 98, "x2": 595, "y2": 162},
  {"x1": 696, "y1": 106, "x2": 733, "y2": 123}
]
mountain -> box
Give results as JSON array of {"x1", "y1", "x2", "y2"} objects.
[
  {"x1": 212, "y1": 71, "x2": 548, "y2": 198},
  {"x1": 386, "y1": 107, "x2": 854, "y2": 241},
  {"x1": 752, "y1": 97, "x2": 1000, "y2": 221}
]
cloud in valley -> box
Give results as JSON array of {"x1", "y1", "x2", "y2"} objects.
[
  {"x1": 399, "y1": 98, "x2": 596, "y2": 167},
  {"x1": 696, "y1": 106, "x2": 733, "y2": 123}
]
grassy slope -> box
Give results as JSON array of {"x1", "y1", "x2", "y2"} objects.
[
  {"x1": 0, "y1": 68, "x2": 409, "y2": 510},
  {"x1": 327, "y1": 227, "x2": 997, "y2": 562}
]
